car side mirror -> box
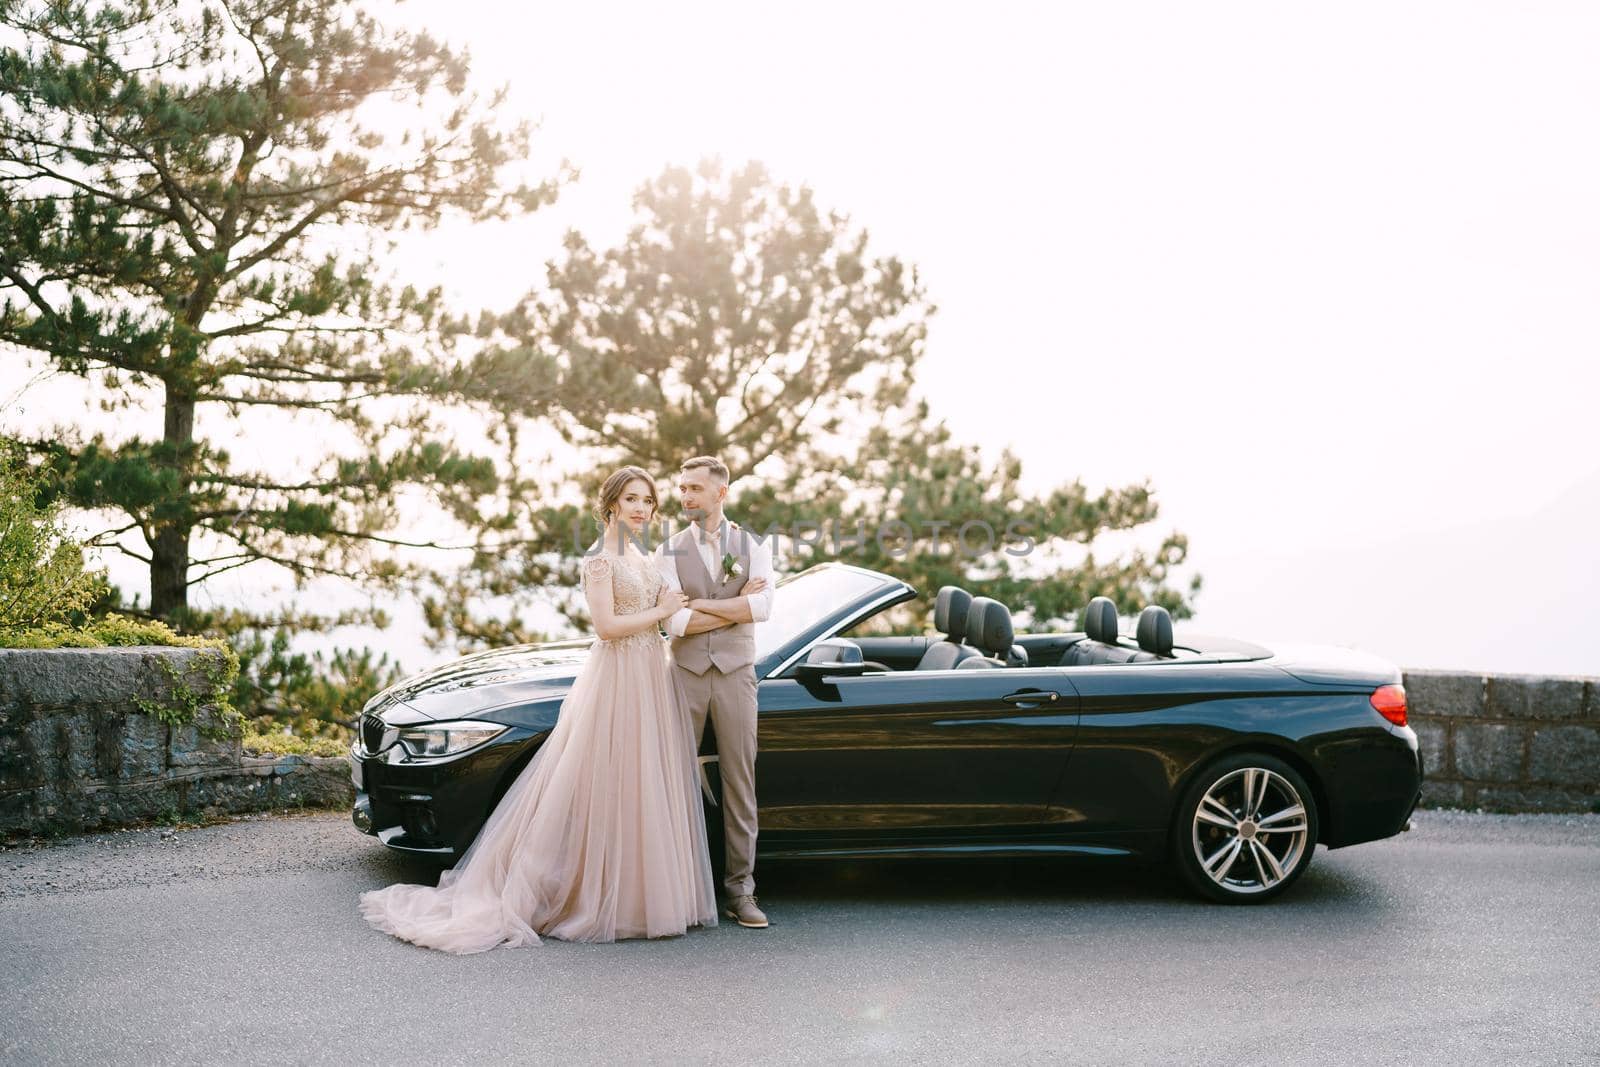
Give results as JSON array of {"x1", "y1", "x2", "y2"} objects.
[{"x1": 794, "y1": 638, "x2": 871, "y2": 683}]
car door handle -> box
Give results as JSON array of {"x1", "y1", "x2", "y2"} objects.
[{"x1": 1002, "y1": 690, "x2": 1060, "y2": 706}]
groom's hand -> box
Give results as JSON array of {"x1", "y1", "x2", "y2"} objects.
[{"x1": 738, "y1": 577, "x2": 767, "y2": 597}]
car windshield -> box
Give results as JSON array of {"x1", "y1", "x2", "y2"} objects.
[{"x1": 754, "y1": 566, "x2": 894, "y2": 661}]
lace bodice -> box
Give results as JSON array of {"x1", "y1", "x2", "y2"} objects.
[{"x1": 583, "y1": 551, "x2": 666, "y2": 649}]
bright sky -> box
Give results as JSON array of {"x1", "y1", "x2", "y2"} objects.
[
  {"x1": 6, "y1": 1, "x2": 1597, "y2": 676},
  {"x1": 383, "y1": 0, "x2": 1600, "y2": 675}
]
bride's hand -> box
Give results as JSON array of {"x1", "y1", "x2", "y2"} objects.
[
  {"x1": 738, "y1": 576, "x2": 767, "y2": 597},
  {"x1": 656, "y1": 587, "x2": 689, "y2": 621}
]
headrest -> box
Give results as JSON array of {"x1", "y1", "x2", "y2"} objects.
[
  {"x1": 965, "y1": 596, "x2": 1015, "y2": 656},
  {"x1": 1082, "y1": 596, "x2": 1120, "y2": 643},
  {"x1": 933, "y1": 586, "x2": 972, "y2": 642},
  {"x1": 1136, "y1": 605, "x2": 1173, "y2": 657}
]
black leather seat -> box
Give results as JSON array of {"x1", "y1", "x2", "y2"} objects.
[
  {"x1": 916, "y1": 586, "x2": 982, "y2": 670},
  {"x1": 1062, "y1": 596, "x2": 1140, "y2": 665},
  {"x1": 1134, "y1": 605, "x2": 1175, "y2": 660},
  {"x1": 955, "y1": 597, "x2": 1029, "y2": 669}
]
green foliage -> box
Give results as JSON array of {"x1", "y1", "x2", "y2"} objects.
[
  {"x1": 241, "y1": 728, "x2": 348, "y2": 758},
  {"x1": 1, "y1": 610, "x2": 210, "y2": 649},
  {"x1": 0, "y1": 443, "x2": 105, "y2": 633}
]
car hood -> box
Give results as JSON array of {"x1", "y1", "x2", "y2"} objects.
[
  {"x1": 1268, "y1": 643, "x2": 1402, "y2": 688},
  {"x1": 366, "y1": 639, "x2": 592, "y2": 721}
]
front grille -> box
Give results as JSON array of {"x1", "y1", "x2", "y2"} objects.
[{"x1": 360, "y1": 713, "x2": 388, "y2": 754}]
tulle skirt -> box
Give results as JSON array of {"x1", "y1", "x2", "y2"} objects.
[{"x1": 358, "y1": 630, "x2": 718, "y2": 954}]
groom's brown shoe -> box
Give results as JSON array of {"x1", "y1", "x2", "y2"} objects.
[{"x1": 724, "y1": 894, "x2": 768, "y2": 928}]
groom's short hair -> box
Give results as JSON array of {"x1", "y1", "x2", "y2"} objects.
[{"x1": 681, "y1": 455, "x2": 729, "y2": 484}]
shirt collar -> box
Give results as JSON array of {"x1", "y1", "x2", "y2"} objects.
[{"x1": 693, "y1": 519, "x2": 724, "y2": 546}]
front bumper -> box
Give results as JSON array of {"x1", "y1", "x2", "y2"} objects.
[{"x1": 348, "y1": 729, "x2": 538, "y2": 856}]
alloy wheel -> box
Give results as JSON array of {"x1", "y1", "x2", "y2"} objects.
[{"x1": 1190, "y1": 766, "x2": 1310, "y2": 896}]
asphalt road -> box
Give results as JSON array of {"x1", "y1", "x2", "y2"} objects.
[{"x1": 2, "y1": 809, "x2": 1597, "y2": 1065}]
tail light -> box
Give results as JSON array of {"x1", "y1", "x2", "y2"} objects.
[{"x1": 1370, "y1": 683, "x2": 1407, "y2": 726}]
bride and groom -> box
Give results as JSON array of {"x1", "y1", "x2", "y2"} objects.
[{"x1": 358, "y1": 455, "x2": 776, "y2": 953}]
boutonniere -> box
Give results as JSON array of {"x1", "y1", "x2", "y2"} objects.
[{"x1": 721, "y1": 553, "x2": 743, "y2": 581}]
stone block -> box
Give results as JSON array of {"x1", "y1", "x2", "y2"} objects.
[
  {"x1": 168, "y1": 706, "x2": 241, "y2": 769},
  {"x1": 241, "y1": 755, "x2": 286, "y2": 777},
  {"x1": 118, "y1": 712, "x2": 168, "y2": 780},
  {"x1": 0, "y1": 789, "x2": 31, "y2": 836},
  {"x1": 1419, "y1": 780, "x2": 1465, "y2": 808},
  {"x1": 1454, "y1": 722, "x2": 1524, "y2": 783},
  {"x1": 1527, "y1": 725, "x2": 1600, "y2": 788},
  {"x1": 1412, "y1": 718, "x2": 1450, "y2": 778},
  {"x1": 0, "y1": 647, "x2": 150, "y2": 709},
  {"x1": 1474, "y1": 786, "x2": 1600, "y2": 814},
  {"x1": 0, "y1": 711, "x2": 43, "y2": 793},
  {"x1": 1485, "y1": 674, "x2": 1587, "y2": 721},
  {"x1": 91, "y1": 707, "x2": 125, "y2": 779},
  {"x1": 1403, "y1": 670, "x2": 1486, "y2": 719},
  {"x1": 19, "y1": 716, "x2": 57, "y2": 790},
  {"x1": 57, "y1": 710, "x2": 103, "y2": 783}
]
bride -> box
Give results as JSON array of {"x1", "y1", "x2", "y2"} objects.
[{"x1": 359, "y1": 465, "x2": 741, "y2": 953}]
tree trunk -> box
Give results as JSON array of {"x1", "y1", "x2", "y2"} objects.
[{"x1": 149, "y1": 386, "x2": 194, "y2": 618}]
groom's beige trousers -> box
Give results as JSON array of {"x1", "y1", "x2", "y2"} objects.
[{"x1": 675, "y1": 661, "x2": 759, "y2": 898}]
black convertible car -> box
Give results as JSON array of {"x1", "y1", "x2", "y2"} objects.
[{"x1": 349, "y1": 562, "x2": 1422, "y2": 903}]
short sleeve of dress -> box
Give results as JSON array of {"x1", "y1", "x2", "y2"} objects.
[{"x1": 582, "y1": 555, "x2": 613, "y2": 587}]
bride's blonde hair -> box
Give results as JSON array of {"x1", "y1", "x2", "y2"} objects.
[{"x1": 593, "y1": 465, "x2": 660, "y2": 527}]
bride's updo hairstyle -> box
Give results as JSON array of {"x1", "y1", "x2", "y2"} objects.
[{"x1": 593, "y1": 465, "x2": 660, "y2": 527}]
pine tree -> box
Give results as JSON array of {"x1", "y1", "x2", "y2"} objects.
[
  {"x1": 426, "y1": 159, "x2": 1199, "y2": 648},
  {"x1": 0, "y1": 0, "x2": 570, "y2": 620}
]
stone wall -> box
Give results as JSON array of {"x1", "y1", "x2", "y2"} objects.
[
  {"x1": 0, "y1": 647, "x2": 351, "y2": 840},
  {"x1": 1405, "y1": 669, "x2": 1600, "y2": 813}
]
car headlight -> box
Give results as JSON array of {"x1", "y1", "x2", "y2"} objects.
[{"x1": 395, "y1": 720, "x2": 509, "y2": 758}]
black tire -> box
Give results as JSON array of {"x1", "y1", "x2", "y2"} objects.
[{"x1": 1172, "y1": 752, "x2": 1320, "y2": 904}]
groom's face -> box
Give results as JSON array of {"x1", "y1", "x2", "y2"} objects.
[{"x1": 677, "y1": 469, "x2": 726, "y2": 524}]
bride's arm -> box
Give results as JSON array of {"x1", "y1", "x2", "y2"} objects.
[{"x1": 583, "y1": 557, "x2": 681, "y2": 641}]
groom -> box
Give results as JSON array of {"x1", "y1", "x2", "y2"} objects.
[{"x1": 653, "y1": 455, "x2": 776, "y2": 929}]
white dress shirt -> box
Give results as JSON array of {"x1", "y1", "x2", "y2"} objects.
[{"x1": 653, "y1": 518, "x2": 776, "y2": 639}]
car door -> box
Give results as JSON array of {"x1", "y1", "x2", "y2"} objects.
[{"x1": 753, "y1": 666, "x2": 1080, "y2": 850}]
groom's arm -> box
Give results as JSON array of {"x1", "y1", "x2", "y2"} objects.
[
  {"x1": 682, "y1": 610, "x2": 734, "y2": 635},
  {"x1": 691, "y1": 535, "x2": 777, "y2": 625},
  {"x1": 655, "y1": 542, "x2": 734, "y2": 637},
  {"x1": 692, "y1": 597, "x2": 753, "y2": 624}
]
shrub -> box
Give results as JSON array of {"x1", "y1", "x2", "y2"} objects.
[
  {"x1": 0, "y1": 445, "x2": 104, "y2": 635},
  {"x1": 241, "y1": 728, "x2": 349, "y2": 758}
]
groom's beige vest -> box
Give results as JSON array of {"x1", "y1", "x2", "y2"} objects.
[{"x1": 668, "y1": 520, "x2": 757, "y2": 675}]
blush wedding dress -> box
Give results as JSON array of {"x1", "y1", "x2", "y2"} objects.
[{"x1": 358, "y1": 547, "x2": 718, "y2": 953}]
